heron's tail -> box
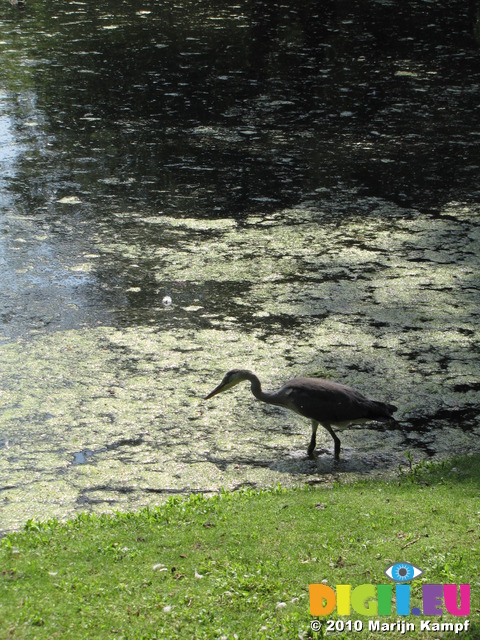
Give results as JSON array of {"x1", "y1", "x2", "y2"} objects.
[{"x1": 369, "y1": 401, "x2": 398, "y2": 419}]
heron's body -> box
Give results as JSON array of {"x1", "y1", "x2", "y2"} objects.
[{"x1": 205, "y1": 369, "x2": 397, "y2": 460}]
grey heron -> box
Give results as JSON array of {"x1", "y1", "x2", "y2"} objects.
[{"x1": 205, "y1": 369, "x2": 397, "y2": 460}]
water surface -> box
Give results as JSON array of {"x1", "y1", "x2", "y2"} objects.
[{"x1": 1, "y1": 0, "x2": 479, "y2": 533}]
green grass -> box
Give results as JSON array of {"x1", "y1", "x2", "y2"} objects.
[{"x1": 0, "y1": 456, "x2": 479, "y2": 640}]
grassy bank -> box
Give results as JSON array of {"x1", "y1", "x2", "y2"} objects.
[{"x1": 0, "y1": 456, "x2": 479, "y2": 640}]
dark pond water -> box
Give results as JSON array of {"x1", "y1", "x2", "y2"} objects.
[{"x1": 1, "y1": 0, "x2": 479, "y2": 532}]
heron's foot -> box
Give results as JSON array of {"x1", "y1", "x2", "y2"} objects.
[
  {"x1": 307, "y1": 443, "x2": 318, "y2": 458},
  {"x1": 308, "y1": 447, "x2": 337, "y2": 459},
  {"x1": 333, "y1": 443, "x2": 341, "y2": 461},
  {"x1": 307, "y1": 440, "x2": 317, "y2": 457}
]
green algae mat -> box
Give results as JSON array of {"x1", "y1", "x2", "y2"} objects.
[{"x1": 1, "y1": 204, "x2": 480, "y2": 533}]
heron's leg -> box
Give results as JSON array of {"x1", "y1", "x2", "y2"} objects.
[
  {"x1": 307, "y1": 420, "x2": 318, "y2": 457},
  {"x1": 323, "y1": 423, "x2": 341, "y2": 460}
]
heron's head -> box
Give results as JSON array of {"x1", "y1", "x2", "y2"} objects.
[{"x1": 204, "y1": 369, "x2": 252, "y2": 400}]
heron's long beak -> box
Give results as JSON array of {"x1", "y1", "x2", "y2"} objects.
[
  {"x1": 204, "y1": 382, "x2": 229, "y2": 400},
  {"x1": 204, "y1": 380, "x2": 234, "y2": 400}
]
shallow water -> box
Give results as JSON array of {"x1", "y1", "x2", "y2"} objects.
[{"x1": 0, "y1": 0, "x2": 479, "y2": 533}]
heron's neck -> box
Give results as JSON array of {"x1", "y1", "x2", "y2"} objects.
[{"x1": 245, "y1": 371, "x2": 275, "y2": 404}]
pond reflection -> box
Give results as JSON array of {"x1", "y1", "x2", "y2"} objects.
[
  {"x1": 0, "y1": 0, "x2": 479, "y2": 531},
  {"x1": 3, "y1": 0, "x2": 480, "y2": 220}
]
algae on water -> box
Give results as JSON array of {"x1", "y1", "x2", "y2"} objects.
[{"x1": 1, "y1": 203, "x2": 479, "y2": 533}]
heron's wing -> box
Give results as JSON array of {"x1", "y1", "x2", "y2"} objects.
[{"x1": 276, "y1": 378, "x2": 386, "y2": 424}]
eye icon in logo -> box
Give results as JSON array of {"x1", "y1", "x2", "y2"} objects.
[{"x1": 385, "y1": 562, "x2": 423, "y2": 582}]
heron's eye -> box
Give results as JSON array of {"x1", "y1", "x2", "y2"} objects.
[{"x1": 384, "y1": 562, "x2": 423, "y2": 582}]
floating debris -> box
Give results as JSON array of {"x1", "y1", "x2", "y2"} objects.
[{"x1": 56, "y1": 196, "x2": 82, "y2": 204}]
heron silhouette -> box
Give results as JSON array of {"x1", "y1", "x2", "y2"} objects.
[{"x1": 205, "y1": 369, "x2": 397, "y2": 460}]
